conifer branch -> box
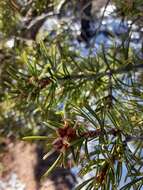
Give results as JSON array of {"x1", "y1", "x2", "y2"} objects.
[{"x1": 55, "y1": 63, "x2": 143, "y2": 81}]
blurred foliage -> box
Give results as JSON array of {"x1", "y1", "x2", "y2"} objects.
[
  {"x1": 0, "y1": 0, "x2": 143, "y2": 189},
  {"x1": 114, "y1": 0, "x2": 143, "y2": 18}
]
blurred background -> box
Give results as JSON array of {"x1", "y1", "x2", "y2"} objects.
[{"x1": 0, "y1": 0, "x2": 143, "y2": 189}]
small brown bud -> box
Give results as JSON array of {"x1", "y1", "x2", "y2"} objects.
[
  {"x1": 39, "y1": 78, "x2": 52, "y2": 89},
  {"x1": 53, "y1": 138, "x2": 70, "y2": 152},
  {"x1": 96, "y1": 171, "x2": 106, "y2": 184},
  {"x1": 66, "y1": 127, "x2": 76, "y2": 140},
  {"x1": 58, "y1": 126, "x2": 76, "y2": 140},
  {"x1": 58, "y1": 128, "x2": 68, "y2": 138}
]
